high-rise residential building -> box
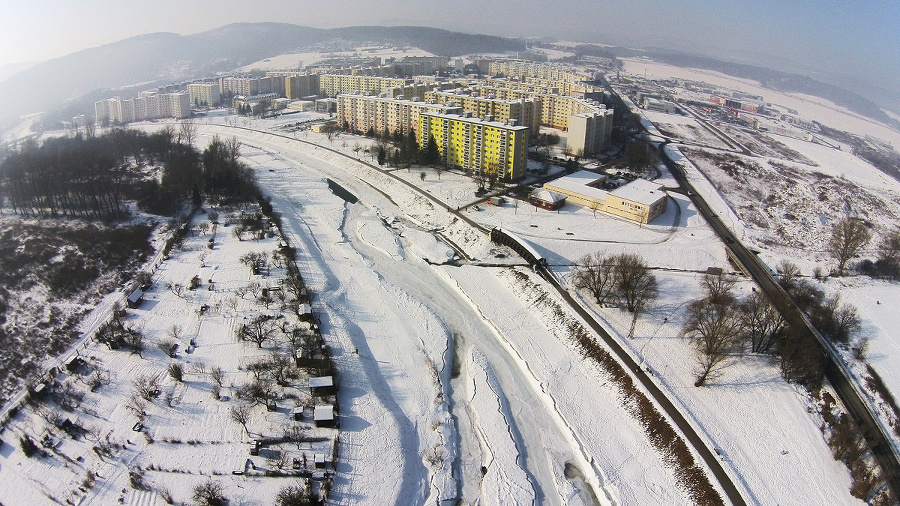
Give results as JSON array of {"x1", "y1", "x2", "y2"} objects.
[
  {"x1": 318, "y1": 75, "x2": 410, "y2": 98},
  {"x1": 419, "y1": 111, "x2": 528, "y2": 182},
  {"x1": 187, "y1": 83, "x2": 221, "y2": 107},
  {"x1": 567, "y1": 108, "x2": 615, "y2": 156},
  {"x1": 425, "y1": 90, "x2": 540, "y2": 133},
  {"x1": 336, "y1": 94, "x2": 453, "y2": 139},
  {"x1": 94, "y1": 91, "x2": 190, "y2": 124}
]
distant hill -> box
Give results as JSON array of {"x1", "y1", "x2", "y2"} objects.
[
  {"x1": 0, "y1": 23, "x2": 524, "y2": 121},
  {"x1": 610, "y1": 47, "x2": 898, "y2": 128}
]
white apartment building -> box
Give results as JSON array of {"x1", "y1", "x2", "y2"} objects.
[
  {"x1": 187, "y1": 83, "x2": 221, "y2": 107},
  {"x1": 95, "y1": 91, "x2": 190, "y2": 124}
]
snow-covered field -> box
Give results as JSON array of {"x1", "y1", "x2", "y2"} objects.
[
  {"x1": 0, "y1": 112, "x2": 876, "y2": 505},
  {"x1": 621, "y1": 57, "x2": 900, "y2": 149},
  {"x1": 636, "y1": 81, "x2": 900, "y2": 461}
]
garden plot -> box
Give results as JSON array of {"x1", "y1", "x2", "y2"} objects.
[{"x1": 0, "y1": 206, "x2": 337, "y2": 506}]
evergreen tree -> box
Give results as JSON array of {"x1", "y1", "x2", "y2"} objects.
[{"x1": 423, "y1": 136, "x2": 441, "y2": 166}]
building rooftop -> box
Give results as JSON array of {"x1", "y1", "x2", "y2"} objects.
[
  {"x1": 314, "y1": 404, "x2": 335, "y2": 421},
  {"x1": 609, "y1": 179, "x2": 666, "y2": 205},
  {"x1": 544, "y1": 170, "x2": 609, "y2": 201},
  {"x1": 529, "y1": 188, "x2": 567, "y2": 203},
  {"x1": 309, "y1": 376, "x2": 333, "y2": 389},
  {"x1": 421, "y1": 111, "x2": 529, "y2": 130}
]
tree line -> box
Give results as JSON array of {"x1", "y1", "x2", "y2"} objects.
[{"x1": 0, "y1": 125, "x2": 259, "y2": 219}]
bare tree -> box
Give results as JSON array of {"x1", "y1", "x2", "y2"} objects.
[
  {"x1": 132, "y1": 375, "x2": 160, "y2": 401},
  {"x1": 209, "y1": 366, "x2": 225, "y2": 387},
  {"x1": 682, "y1": 300, "x2": 743, "y2": 386},
  {"x1": 240, "y1": 252, "x2": 268, "y2": 274},
  {"x1": 168, "y1": 283, "x2": 186, "y2": 298},
  {"x1": 776, "y1": 260, "x2": 801, "y2": 289},
  {"x1": 239, "y1": 315, "x2": 277, "y2": 348},
  {"x1": 123, "y1": 326, "x2": 145, "y2": 357},
  {"x1": 828, "y1": 218, "x2": 872, "y2": 276},
  {"x1": 178, "y1": 120, "x2": 198, "y2": 147},
  {"x1": 739, "y1": 291, "x2": 786, "y2": 354},
  {"x1": 192, "y1": 479, "x2": 227, "y2": 506},
  {"x1": 269, "y1": 352, "x2": 296, "y2": 386},
  {"x1": 237, "y1": 377, "x2": 275, "y2": 406},
  {"x1": 268, "y1": 449, "x2": 291, "y2": 471},
  {"x1": 230, "y1": 404, "x2": 252, "y2": 437},
  {"x1": 275, "y1": 482, "x2": 312, "y2": 506},
  {"x1": 815, "y1": 295, "x2": 862, "y2": 344},
  {"x1": 613, "y1": 253, "x2": 658, "y2": 312},
  {"x1": 879, "y1": 227, "x2": 900, "y2": 264},
  {"x1": 126, "y1": 394, "x2": 147, "y2": 419},
  {"x1": 282, "y1": 425, "x2": 308, "y2": 449},
  {"x1": 571, "y1": 252, "x2": 616, "y2": 306},
  {"x1": 702, "y1": 271, "x2": 736, "y2": 306}
]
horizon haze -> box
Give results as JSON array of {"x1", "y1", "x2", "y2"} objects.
[{"x1": 1, "y1": 0, "x2": 897, "y2": 104}]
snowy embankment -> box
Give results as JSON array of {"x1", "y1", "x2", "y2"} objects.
[
  {"x1": 88, "y1": 117, "x2": 861, "y2": 504},
  {"x1": 576, "y1": 273, "x2": 859, "y2": 505},
  {"x1": 209, "y1": 123, "x2": 700, "y2": 503}
]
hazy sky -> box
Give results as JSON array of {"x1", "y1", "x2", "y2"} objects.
[{"x1": 1, "y1": 0, "x2": 897, "y2": 92}]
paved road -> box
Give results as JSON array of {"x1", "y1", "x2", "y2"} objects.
[{"x1": 659, "y1": 142, "x2": 900, "y2": 498}]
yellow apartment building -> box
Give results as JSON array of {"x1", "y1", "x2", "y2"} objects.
[{"x1": 419, "y1": 111, "x2": 528, "y2": 182}]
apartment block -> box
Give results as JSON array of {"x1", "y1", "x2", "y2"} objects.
[
  {"x1": 419, "y1": 111, "x2": 528, "y2": 182},
  {"x1": 319, "y1": 75, "x2": 410, "y2": 98},
  {"x1": 94, "y1": 91, "x2": 190, "y2": 124},
  {"x1": 336, "y1": 94, "x2": 453, "y2": 139},
  {"x1": 425, "y1": 90, "x2": 540, "y2": 133},
  {"x1": 488, "y1": 59, "x2": 591, "y2": 84},
  {"x1": 187, "y1": 83, "x2": 221, "y2": 107},
  {"x1": 219, "y1": 76, "x2": 285, "y2": 98}
]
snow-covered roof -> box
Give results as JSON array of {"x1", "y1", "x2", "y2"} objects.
[
  {"x1": 528, "y1": 188, "x2": 567, "y2": 204},
  {"x1": 609, "y1": 179, "x2": 666, "y2": 206},
  {"x1": 313, "y1": 404, "x2": 334, "y2": 421},
  {"x1": 309, "y1": 376, "x2": 333, "y2": 389},
  {"x1": 543, "y1": 170, "x2": 609, "y2": 201}
]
